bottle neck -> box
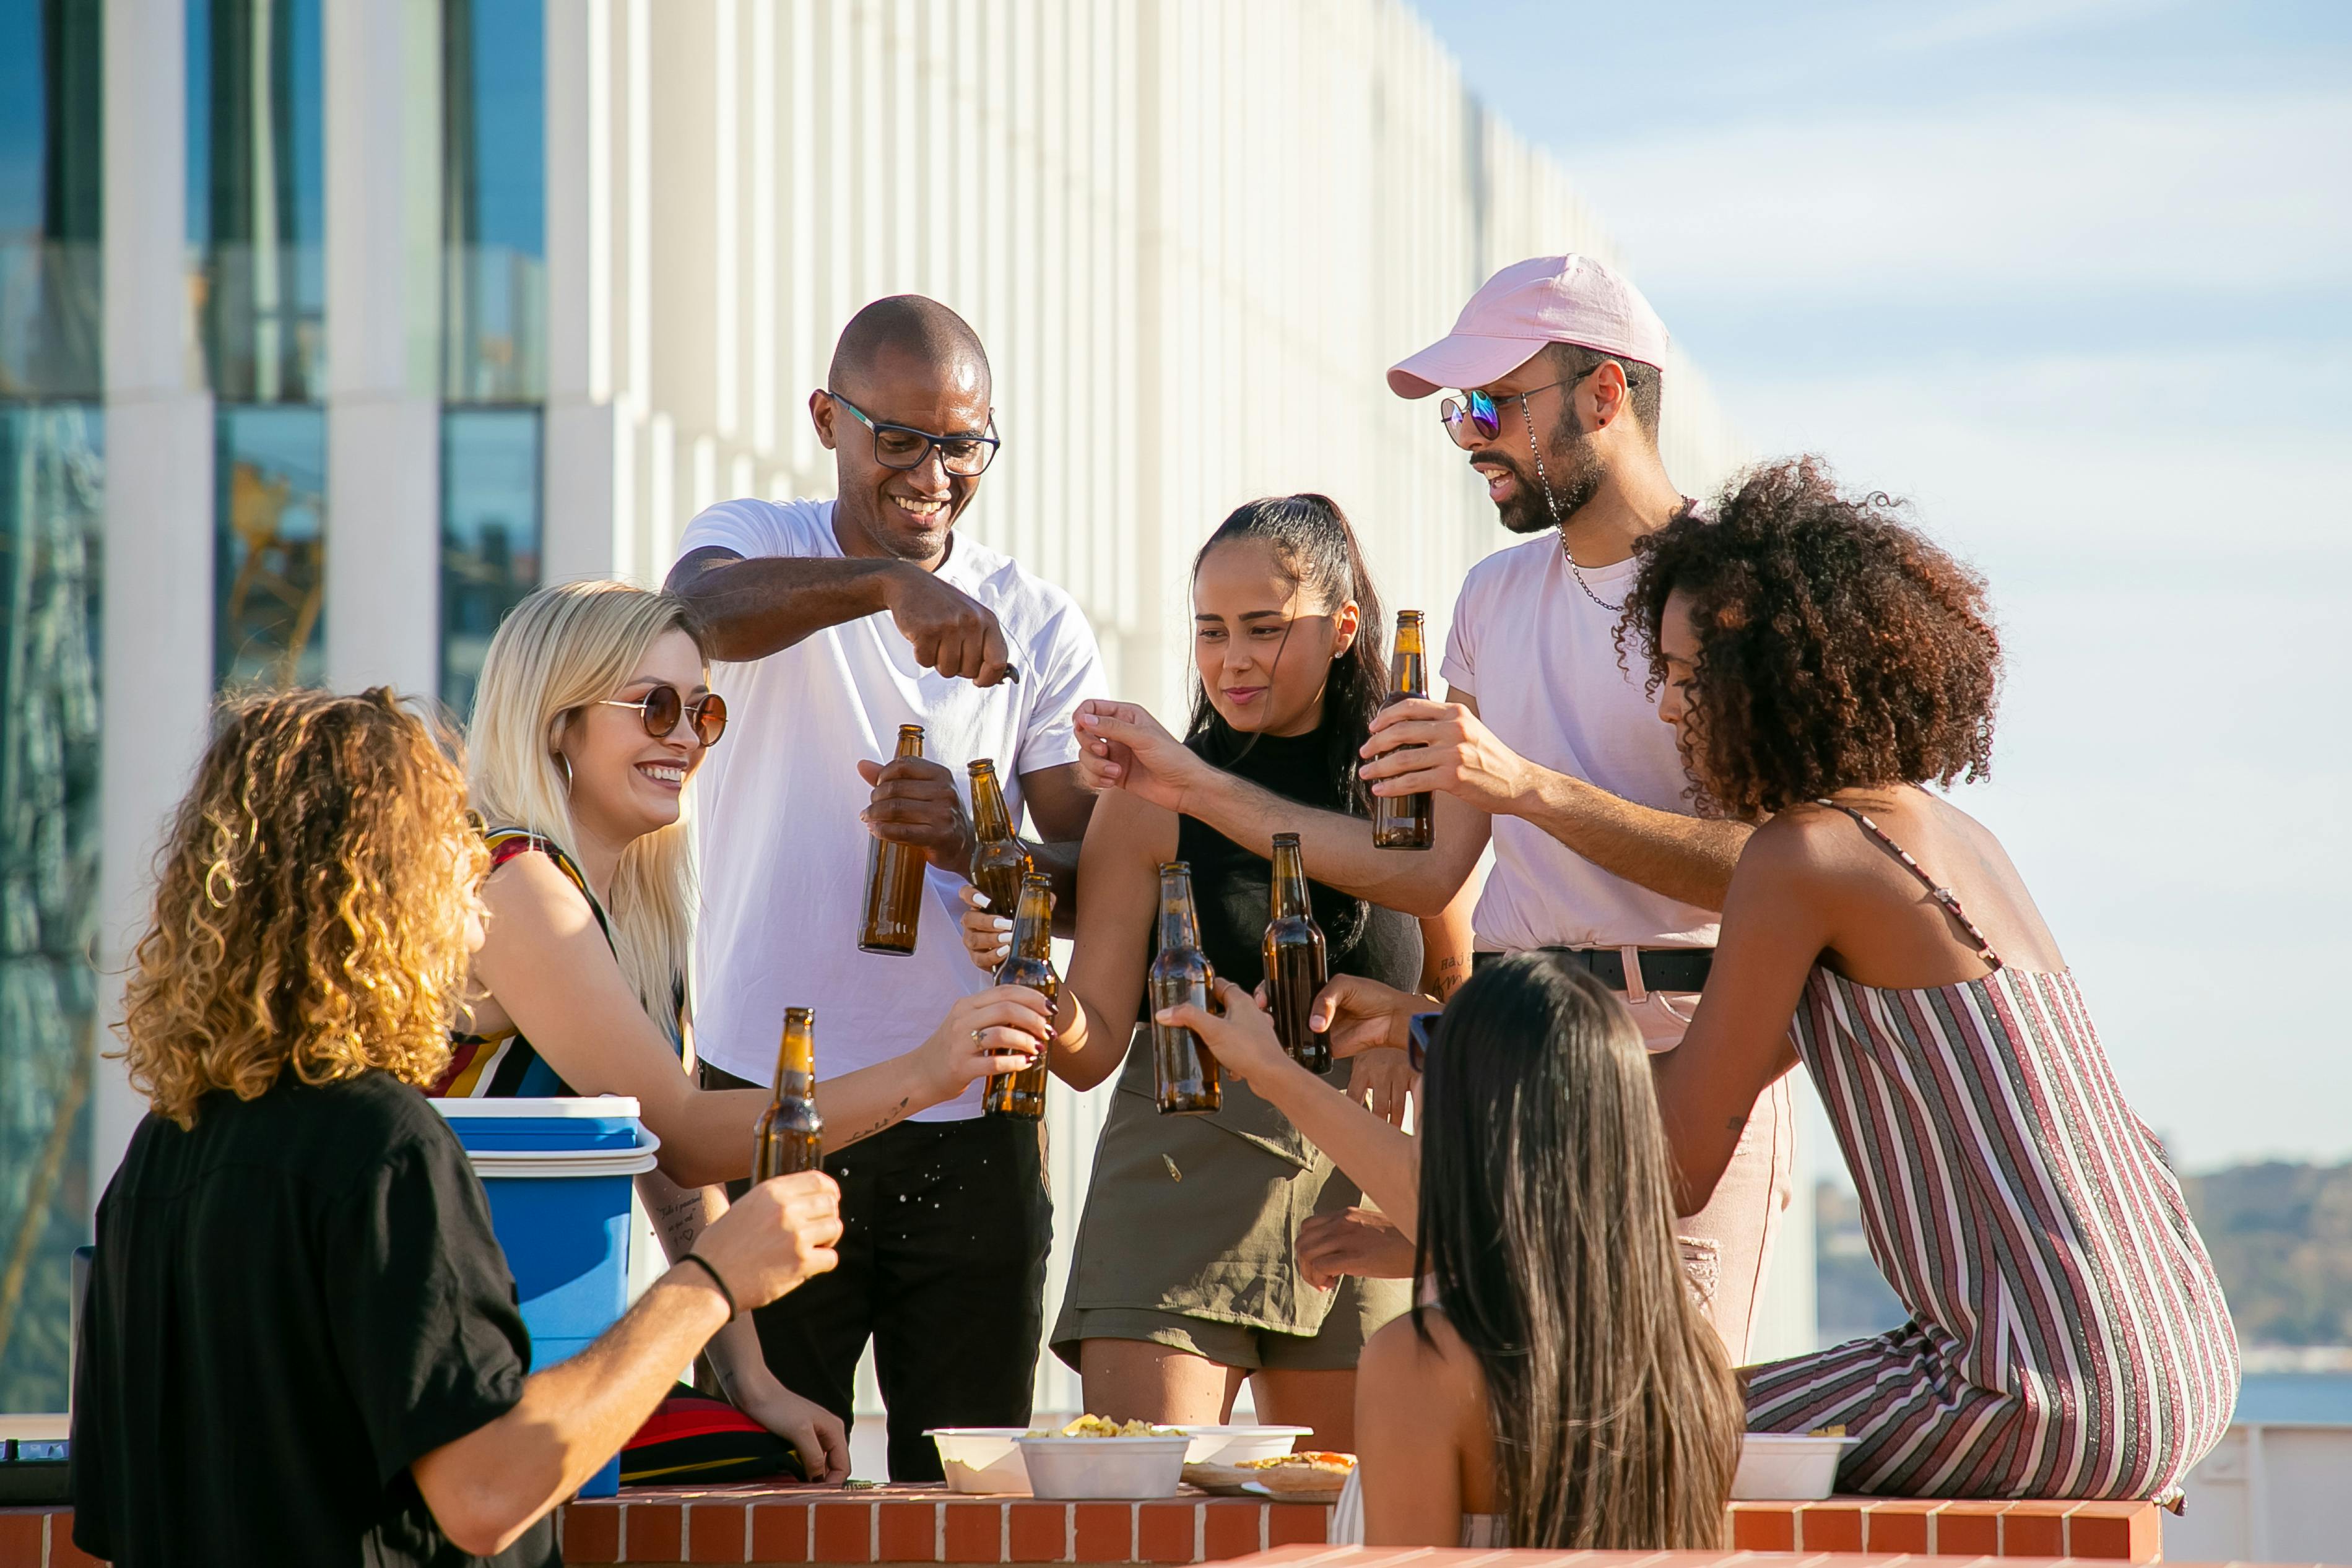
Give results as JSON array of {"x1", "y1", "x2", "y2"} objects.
[
  {"x1": 1270, "y1": 845, "x2": 1311, "y2": 920},
  {"x1": 971, "y1": 769, "x2": 1014, "y2": 840},
  {"x1": 1010, "y1": 885, "x2": 1054, "y2": 961},
  {"x1": 1156, "y1": 874, "x2": 1201, "y2": 949},
  {"x1": 894, "y1": 728, "x2": 924, "y2": 761}
]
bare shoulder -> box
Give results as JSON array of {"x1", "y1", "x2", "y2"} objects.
[
  {"x1": 479, "y1": 847, "x2": 598, "y2": 940},
  {"x1": 1735, "y1": 804, "x2": 1852, "y2": 886},
  {"x1": 1360, "y1": 1308, "x2": 1483, "y2": 1405}
]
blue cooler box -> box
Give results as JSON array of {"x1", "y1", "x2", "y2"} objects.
[{"x1": 433, "y1": 1098, "x2": 660, "y2": 1498}]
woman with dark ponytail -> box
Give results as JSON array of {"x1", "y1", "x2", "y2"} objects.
[{"x1": 957, "y1": 495, "x2": 1473, "y2": 1443}]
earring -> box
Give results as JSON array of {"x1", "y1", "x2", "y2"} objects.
[{"x1": 558, "y1": 754, "x2": 574, "y2": 792}]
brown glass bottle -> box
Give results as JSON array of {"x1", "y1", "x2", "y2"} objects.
[
  {"x1": 966, "y1": 758, "x2": 1032, "y2": 924},
  {"x1": 984, "y1": 873, "x2": 1056, "y2": 1120},
  {"x1": 859, "y1": 724, "x2": 927, "y2": 954},
  {"x1": 1147, "y1": 862, "x2": 1222, "y2": 1114},
  {"x1": 1261, "y1": 833, "x2": 1332, "y2": 1075},
  {"x1": 752, "y1": 1007, "x2": 825, "y2": 1180},
  {"x1": 1371, "y1": 610, "x2": 1434, "y2": 850}
]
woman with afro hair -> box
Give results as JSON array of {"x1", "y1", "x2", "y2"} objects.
[{"x1": 1627, "y1": 457, "x2": 2237, "y2": 1502}]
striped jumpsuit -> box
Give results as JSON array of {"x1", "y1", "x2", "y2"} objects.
[{"x1": 1743, "y1": 805, "x2": 2239, "y2": 1499}]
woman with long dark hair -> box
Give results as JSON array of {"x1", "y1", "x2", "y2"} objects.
[
  {"x1": 1158, "y1": 954, "x2": 1742, "y2": 1547},
  {"x1": 955, "y1": 495, "x2": 1473, "y2": 1444}
]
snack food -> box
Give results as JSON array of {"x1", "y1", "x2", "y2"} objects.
[
  {"x1": 1238, "y1": 1452, "x2": 1356, "y2": 1472},
  {"x1": 1232, "y1": 1451, "x2": 1356, "y2": 1498},
  {"x1": 1030, "y1": 1414, "x2": 1181, "y2": 1439}
]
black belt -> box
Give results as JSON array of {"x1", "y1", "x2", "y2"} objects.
[{"x1": 1472, "y1": 945, "x2": 1713, "y2": 992}]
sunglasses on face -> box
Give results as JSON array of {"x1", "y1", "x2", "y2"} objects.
[
  {"x1": 596, "y1": 684, "x2": 729, "y2": 747},
  {"x1": 1438, "y1": 379, "x2": 1564, "y2": 448}
]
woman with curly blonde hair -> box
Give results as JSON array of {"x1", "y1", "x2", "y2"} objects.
[{"x1": 74, "y1": 686, "x2": 848, "y2": 1567}]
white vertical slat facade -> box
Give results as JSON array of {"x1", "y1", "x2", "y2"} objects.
[{"x1": 541, "y1": 0, "x2": 1755, "y2": 1420}]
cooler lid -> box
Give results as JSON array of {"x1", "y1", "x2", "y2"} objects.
[{"x1": 433, "y1": 1096, "x2": 642, "y2": 1119}]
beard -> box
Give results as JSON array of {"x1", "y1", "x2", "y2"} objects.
[{"x1": 1486, "y1": 408, "x2": 1607, "y2": 535}]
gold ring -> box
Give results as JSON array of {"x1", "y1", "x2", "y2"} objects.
[{"x1": 971, "y1": 1028, "x2": 984, "y2": 1043}]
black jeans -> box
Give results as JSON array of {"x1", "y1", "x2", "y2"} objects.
[{"x1": 705, "y1": 1064, "x2": 1052, "y2": 1480}]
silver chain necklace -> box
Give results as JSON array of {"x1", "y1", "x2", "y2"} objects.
[{"x1": 1522, "y1": 398, "x2": 1623, "y2": 612}]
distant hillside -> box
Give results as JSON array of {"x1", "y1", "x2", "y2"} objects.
[
  {"x1": 1813, "y1": 1161, "x2": 2348, "y2": 1353},
  {"x1": 2183, "y1": 1160, "x2": 2352, "y2": 1348}
]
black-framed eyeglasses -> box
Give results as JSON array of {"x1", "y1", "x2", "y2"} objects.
[
  {"x1": 597, "y1": 684, "x2": 728, "y2": 746},
  {"x1": 825, "y1": 390, "x2": 1000, "y2": 476}
]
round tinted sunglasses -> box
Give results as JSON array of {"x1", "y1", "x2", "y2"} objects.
[
  {"x1": 597, "y1": 684, "x2": 729, "y2": 747},
  {"x1": 1438, "y1": 379, "x2": 1565, "y2": 448}
]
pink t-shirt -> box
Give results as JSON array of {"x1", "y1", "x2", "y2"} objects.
[{"x1": 1440, "y1": 533, "x2": 1719, "y2": 951}]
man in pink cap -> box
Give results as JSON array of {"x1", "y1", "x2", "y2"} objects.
[{"x1": 1072, "y1": 255, "x2": 1792, "y2": 1362}]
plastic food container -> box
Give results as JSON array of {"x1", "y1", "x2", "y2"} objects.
[
  {"x1": 1730, "y1": 1433, "x2": 1859, "y2": 1500},
  {"x1": 1176, "y1": 1424, "x2": 1314, "y2": 1466},
  {"x1": 927, "y1": 1428, "x2": 1034, "y2": 1494},
  {"x1": 1014, "y1": 1434, "x2": 1192, "y2": 1499},
  {"x1": 434, "y1": 1097, "x2": 659, "y2": 1498}
]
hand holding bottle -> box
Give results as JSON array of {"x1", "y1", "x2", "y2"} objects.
[
  {"x1": 1156, "y1": 976, "x2": 1287, "y2": 1084},
  {"x1": 918, "y1": 984, "x2": 1055, "y2": 1100}
]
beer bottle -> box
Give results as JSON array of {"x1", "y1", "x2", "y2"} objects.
[
  {"x1": 983, "y1": 873, "x2": 1056, "y2": 1120},
  {"x1": 966, "y1": 758, "x2": 1032, "y2": 925},
  {"x1": 1371, "y1": 610, "x2": 1435, "y2": 850},
  {"x1": 1148, "y1": 862, "x2": 1222, "y2": 1114},
  {"x1": 1261, "y1": 833, "x2": 1332, "y2": 1074},
  {"x1": 753, "y1": 1007, "x2": 825, "y2": 1180},
  {"x1": 859, "y1": 724, "x2": 928, "y2": 954}
]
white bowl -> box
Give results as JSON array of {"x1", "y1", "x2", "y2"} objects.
[
  {"x1": 926, "y1": 1427, "x2": 1033, "y2": 1495},
  {"x1": 1174, "y1": 1424, "x2": 1315, "y2": 1466},
  {"x1": 1730, "y1": 1433, "x2": 1859, "y2": 1500},
  {"x1": 1013, "y1": 1434, "x2": 1192, "y2": 1499}
]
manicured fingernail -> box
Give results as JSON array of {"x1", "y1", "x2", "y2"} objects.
[{"x1": 971, "y1": 892, "x2": 990, "y2": 909}]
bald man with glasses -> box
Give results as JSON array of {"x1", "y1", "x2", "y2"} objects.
[{"x1": 667, "y1": 295, "x2": 1106, "y2": 1478}]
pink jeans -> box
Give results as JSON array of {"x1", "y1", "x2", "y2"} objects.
[{"x1": 1620, "y1": 953, "x2": 1795, "y2": 1367}]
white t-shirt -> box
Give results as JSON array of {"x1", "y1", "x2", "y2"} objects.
[
  {"x1": 1440, "y1": 534, "x2": 1719, "y2": 952},
  {"x1": 679, "y1": 498, "x2": 1107, "y2": 1112}
]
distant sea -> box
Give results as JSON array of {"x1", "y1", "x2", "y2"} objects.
[{"x1": 2236, "y1": 1372, "x2": 2352, "y2": 1424}]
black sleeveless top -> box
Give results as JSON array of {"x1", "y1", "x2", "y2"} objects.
[{"x1": 1152, "y1": 715, "x2": 1422, "y2": 1016}]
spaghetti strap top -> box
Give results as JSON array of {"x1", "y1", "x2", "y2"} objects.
[
  {"x1": 1815, "y1": 799, "x2": 2000, "y2": 966},
  {"x1": 432, "y1": 828, "x2": 614, "y2": 1098}
]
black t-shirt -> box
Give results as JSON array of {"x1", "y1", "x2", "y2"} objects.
[{"x1": 71, "y1": 1070, "x2": 558, "y2": 1568}]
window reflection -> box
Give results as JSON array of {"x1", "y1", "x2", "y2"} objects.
[
  {"x1": 0, "y1": 402, "x2": 101, "y2": 1411},
  {"x1": 441, "y1": 0, "x2": 544, "y2": 403},
  {"x1": 186, "y1": 0, "x2": 325, "y2": 403},
  {"x1": 441, "y1": 408, "x2": 540, "y2": 717},
  {"x1": 214, "y1": 406, "x2": 326, "y2": 688},
  {"x1": 0, "y1": 0, "x2": 102, "y2": 399}
]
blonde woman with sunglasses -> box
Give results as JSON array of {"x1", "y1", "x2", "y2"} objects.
[{"x1": 446, "y1": 581, "x2": 1054, "y2": 1483}]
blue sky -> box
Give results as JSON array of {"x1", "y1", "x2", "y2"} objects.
[{"x1": 1413, "y1": 0, "x2": 2352, "y2": 1170}]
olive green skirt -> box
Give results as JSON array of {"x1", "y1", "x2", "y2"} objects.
[{"x1": 1051, "y1": 1028, "x2": 1410, "y2": 1370}]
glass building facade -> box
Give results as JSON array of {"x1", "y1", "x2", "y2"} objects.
[
  {"x1": 0, "y1": 0, "x2": 101, "y2": 1414},
  {"x1": 440, "y1": 0, "x2": 545, "y2": 717},
  {"x1": 191, "y1": 0, "x2": 326, "y2": 689}
]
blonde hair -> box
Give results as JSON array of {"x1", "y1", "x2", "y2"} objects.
[
  {"x1": 467, "y1": 580, "x2": 701, "y2": 1037},
  {"x1": 119, "y1": 688, "x2": 487, "y2": 1127}
]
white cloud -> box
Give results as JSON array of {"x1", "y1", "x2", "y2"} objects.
[{"x1": 1571, "y1": 92, "x2": 2352, "y2": 298}]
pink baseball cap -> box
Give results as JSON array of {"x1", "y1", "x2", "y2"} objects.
[{"x1": 1388, "y1": 254, "x2": 1670, "y2": 399}]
